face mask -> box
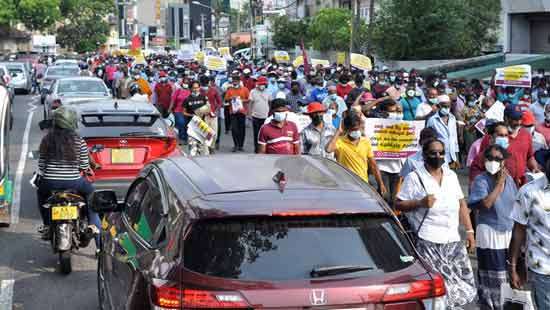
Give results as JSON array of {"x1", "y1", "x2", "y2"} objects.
[
  {"x1": 258, "y1": 85, "x2": 266, "y2": 91},
  {"x1": 273, "y1": 111, "x2": 287, "y2": 122},
  {"x1": 348, "y1": 130, "x2": 362, "y2": 140},
  {"x1": 439, "y1": 107, "x2": 450, "y2": 116},
  {"x1": 316, "y1": 85, "x2": 324, "y2": 90},
  {"x1": 329, "y1": 94, "x2": 338, "y2": 100},
  {"x1": 485, "y1": 161, "x2": 501, "y2": 175},
  {"x1": 406, "y1": 90, "x2": 415, "y2": 97},
  {"x1": 467, "y1": 101, "x2": 476, "y2": 107},
  {"x1": 495, "y1": 136, "x2": 509, "y2": 149},
  {"x1": 160, "y1": 77, "x2": 167, "y2": 83},
  {"x1": 415, "y1": 90, "x2": 422, "y2": 97},
  {"x1": 327, "y1": 109, "x2": 336, "y2": 116},
  {"x1": 300, "y1": 106, "x2": 308, "y2": 114},
  {"x1": 545, "y1": 114, "x2": 550, "y2": 123},
  {"x1": 388, "y1": 112, "x2": 403, "y2": 120},
  {"x1": 379, "y1": 81, "x2": 387, "y2": 86},
  {"x1": 425, "y1": 155, "x2": 445, "y2": 169},
  {"x1": 508, "y1": 93, "x2": 515, "y2": 98},
  {"x1": 525, "y1": 126, "x2": 535, "y2": 134},
  {"x1": 201, "y1": 86, "x2": 209, "y2": 91},
  {"x1": 428, "y1": 98, "x2": 439, "y2": 105},
  {"x1": 508, "y1": 125, "x2": 520, "y2": 134},
  {"x1": 311, "y1": 114, "x2": 323, "y2": 126},
  {"x1": 278, "y1": 83, "x2": 286, "y2": 90},
  {"x1": 232, "y1": 82, "x2": 240, "y2": 88},
  {"x1": 191, "y1": 91, "x2": 200, "y2": 96},
  {"x1": 540, "y1": 97, "x2": 548, "y2": 105},
  {"x1": 389, "y1": 76, "x2": 396, "y2": 82},
  {"x1": 181, "y1": 83, "x2": 189, "y2": 89}
]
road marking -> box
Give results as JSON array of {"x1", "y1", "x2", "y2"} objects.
[
  {"x1": 11, "y1": 99, "x2": 38, "y2": 224},
  {"x1": 0, "y1": 279, "x2": 14, "y2": 310}
]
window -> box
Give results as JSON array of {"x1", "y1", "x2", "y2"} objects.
[
  {"x1": 184, "y1": 216, "x2": 414, "y2": 281},
  {"x1": 124, "y1": 179, "x2": 150, "y2": 227},
  {"x1": 141, "y1": 175, "x2": 165, "y2": 238}
]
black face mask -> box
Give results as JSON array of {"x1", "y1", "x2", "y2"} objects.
[
  {"x1": 425, "y1": 155, "x2": 445, "y2": 169},
  {"x1": 311, "y1": 114, "x2": 323, "y2": 126}
]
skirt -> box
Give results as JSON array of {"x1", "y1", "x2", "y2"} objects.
[{"x1": 416, "y1": 239, "x2": 477, "y2": 309}]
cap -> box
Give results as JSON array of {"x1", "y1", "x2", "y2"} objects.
[
  {"x1": 277, "y1": 77, "x2": 286, "y2": 83},
  {"x1": 243, "y1": 68, "x2": 251, "y2": 74},
  {"x1": 522, "y1": 110, "x2": 536, "y2": 126},
  {"x1": 437, "y1": 95, "x2": 450, "y2": 103},
  {"x1": 504, "y1": 104, "x2": 523, "y2": 120},
  {"x1": 306, "y1": 102, "x2": 326, "y2": 114},
  {"x1": 362, "y1": 92, "x2": 374, "y2": 101},
  {"x1": 256, "y1": 76, "x2": 268, "y2": 85}
]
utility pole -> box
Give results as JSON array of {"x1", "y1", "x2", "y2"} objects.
[
  {"x1": 250, "y1": 0, "x2": 255, "y2": 60},
  {"x1": 201, "y1": 13, "x2": 206, "y2": 49},
  {"x1": 175, "y1": 7, "x2": 180, "y2": 50},
  {"x1": 348, "y1": 0, "x2": 357, "y2": 67}
]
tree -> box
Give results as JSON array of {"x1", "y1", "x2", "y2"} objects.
[
  {"x1": 270, "y1": 15, "x2": 309, "y2": 50},
  {"x1": 370, "y1": 0, "x2": 501, "y2": 60},
  {"x1": 57, "y1": 0, "x2": 113, "y2": 52},
  {"x1": 0, "y1": 0, "x2": 61, "y2": 31},
  {"x1": 308, "y1": 9, "x2": 351, "y2": 52}
]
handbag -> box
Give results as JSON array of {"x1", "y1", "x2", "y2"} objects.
[
  {"x1": 500, "y1": 283, "x2": 535, "y2": 310},
  {"x1": 401, "y1": 170, "x2": 430, "y2": 245}
]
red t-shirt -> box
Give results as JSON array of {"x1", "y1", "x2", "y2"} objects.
[
  {"x1": 205, "y1": 87, "x2": 223, "y2": 113},
  {"x1": 337, "y1": 84, "x2": 353, "y2": 99},
  {"x1": 171, "y1": 88, "x2": 190, "y2": 113},
  {"x1": 242, "y1": 77, "x2": 256, "y2": 92},
  {"x1": 536, "y1": 123, "x2": 550, "y2": 146},
  {"x1": 155, "y1": 83, "x2": 174, "y2": 109},
  {"x1": 258, "y1": 121, "x2": 300, "y2": 155},
  {"x1": 470, "y1": 129, "x2": 534, "y2": 186}
]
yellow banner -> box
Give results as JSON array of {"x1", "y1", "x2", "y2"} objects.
[
  {"x1": 218, "y1": 47, "x2": 231, "y2": 57},
  {"x1": 292, "y1": 55, "x2": 304, "y2": 67},
  {"x1": 337, "y1": 52, "x2": 346, "y2": 65},
  {"x1": 194, "y1": 51, "x2": 205, "y2": 63},
  {"x1": 204, "y1": 55, "x2": 227, "y2": 71},
  {"x1": 350, "y1": 53, "x2": 372, "y2": 71},
  {"x1": 274, "y1": 50, "x2": 290, "y2": 63}
]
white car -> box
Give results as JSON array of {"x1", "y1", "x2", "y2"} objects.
[{"x1": 0, "y1": 62, "x2": 31, "y2": 94}]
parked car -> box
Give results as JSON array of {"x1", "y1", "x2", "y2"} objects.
[
  {"x1": 74, "y1": 100, "x2": 180, "y2": 200},
  {"x1": 93, "y1": 155, "x2": 447, "y2": 310},
  {"x1": 0, "y1": 62, "x2": 31, "y2": 94},
  {"x1": 0, "y1": 65, "x2": 15, "y2": 103},
  {"x1": 54, "y1": 59, "x2": 79, "y2": 67},
  {"x1": 40, "y1": 65, "x2": 81, "y2": 104},
  {"x1": 43, "y1": 77, "x2": 110, "y2": 120}
]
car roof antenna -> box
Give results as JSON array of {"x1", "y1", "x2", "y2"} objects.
[{"x1": 272, "y1": 171, "x2": 286, "y2": 193}]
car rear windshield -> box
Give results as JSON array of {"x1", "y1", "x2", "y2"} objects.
[
  {"x1": 47, "y1": 68, "x2": 79, "y2": 76},
  {"x1": 184, "y1": 215, "x2": 415, "y2": 281},
  {"x1": 58, "y1": 80, "x2": 106, "y2": 93}
]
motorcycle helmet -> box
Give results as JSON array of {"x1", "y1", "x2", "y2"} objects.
[{"x1": 53, "y1": 106, "x2": 78, "y2": 131}]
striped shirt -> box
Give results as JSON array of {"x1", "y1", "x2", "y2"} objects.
[
  {"x1": 258, "y1": 121, "x2": 300, "y2": 154},
  {"x1": 38, "y1": 135, "x2": 90, "y2": 180}
]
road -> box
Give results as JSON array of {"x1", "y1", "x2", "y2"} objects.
[{"x1": 0, "y1": 94, "x2": 478, "y2": 310}]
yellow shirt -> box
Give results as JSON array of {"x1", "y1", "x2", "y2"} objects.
[{"x1": 334, "y1": 136, "x2": 374, "y2": 183}]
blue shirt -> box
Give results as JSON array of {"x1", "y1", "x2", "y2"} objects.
[
  {"x1": 399, "y1": 97, "x2": 421, "y2": 121},
  {"x1": 427, "y1": 113, "x2": 459, "y2": 163},
  {"x1": 309, "y1": 87, "x2": 328, "y2": 103},
  {"x1": 468, "y1": 172, "x2": 517, "y2": 232}
]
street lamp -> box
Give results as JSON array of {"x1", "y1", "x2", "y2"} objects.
[{"x1": 191, "y1": 1, "x2": 229, "y2": 48}]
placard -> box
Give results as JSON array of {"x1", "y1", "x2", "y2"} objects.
[
  {"x1": 495, "y1": 64, "x2": 532, "y2": 88},
  {"x1": 350, "y1": 53, "x2": 372, "y2": 71},
  {"x1": 264, "y1": 112, "x2": 311, "y2": 133},
  {"x1": 364, "y1": 119, "x2": 425, "y2": 159},
  {"x1": 218, "y1": 47, "x2": 231, "y2": 57},
  {"x1": 311, "y1": 59, "x2": 330, "y2": 67},
  {"x1": 292, "y1": 55, "x2": 304, "y2": 67},
  {"x1": 336, "y1": 52, "x2": 346, "y2": 64},
  {"x1": 204, "y1": 55, "x2": 227, "y2": 71},
  {"x1": 194, "y1": 51, "x2": 205, "y2": 63},
  {"x1": 274, "y1": 50, "x2": 290, "y2": 63}
]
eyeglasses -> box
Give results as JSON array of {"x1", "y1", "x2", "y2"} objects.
[
  {"x1": 486, "y1": 155, "x2": 504, "y2": 161},
  {"x1": 427, "y1": 150, "x2": 445, "y2": 156}
]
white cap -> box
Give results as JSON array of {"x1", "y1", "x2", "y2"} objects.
[
  {"x1": 437, "y1": 95, "x2": 451, "y2": 103},
  {"x1": 275, "y1": 92, "x2": 286, "y2": 99},
  {"x1": 243, "y1": 68, "x2": 251, "y2": 74}
]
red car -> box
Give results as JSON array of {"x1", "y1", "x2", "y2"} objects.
[
  {"x1": 74, "y1": 99, "x2": 180, "y2": 200},
  {"x1": 93, "y1": 155, "x2": 447, "y2": 309}
]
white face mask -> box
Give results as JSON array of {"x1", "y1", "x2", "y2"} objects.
[
  {"x1": 484, "y1": 160, "x2": 501, "y2": 175},
  {"x1": 327, "y1": 109, "x2": 336, "y2": 116},
  {"x1": 349, "y1": 130, "x2": 362, "y2": 140},
  {"x1": 273, "y1": 111, "x2": 287, "y2": 122}
]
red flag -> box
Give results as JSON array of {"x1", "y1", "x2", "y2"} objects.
[
  {"x1": 300, "y1": 39, "x2": 310, "y2": 76},
  {"x1": 131, "y1": 34, "x2": 141, "y2": 51}
]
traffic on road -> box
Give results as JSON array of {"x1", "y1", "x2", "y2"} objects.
[{"x1": 0, "y1": 49, "x2": 548, "y2": 310}]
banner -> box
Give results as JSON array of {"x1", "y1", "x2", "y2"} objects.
[
  {"x1": 292, "y1": 55, "x2": 304, "y2": 68},
  {"x1": 311, "y1": 59, "x2": 330, "y2": 67},
  {"x1": 350, "y1": 53, "x2": 372, "y2": 71},
  {"x1": 187, "y1": 116, "x2": 215, "y2": 147},
  {"x1": 274, "y1": 50, "x2": 290, "y2": 63},
  {"x1": 337, "y1": 52, "x2": 346, "y2": 65},
  {"x1": 194, "y1": 51, "x2": 205, "y2": 63},
  {"x1": 364, "y1": 119, "x2": 424, "y2": 159},
  {"x1": 204, "y1": 55, "x2": 227, "y2": 71},
  {"x1": 495, "y1": 64, "x2": 532, "y2": 88},
  {"x1": 218, "y1": 47, "x2": 231, "y2": 57}
]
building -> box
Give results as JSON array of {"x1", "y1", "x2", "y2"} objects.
[
  {"x1": 500, "y1": 0, "x2": 550, "y2": 53},
  {"x1": 288, "y1": 0, "x2": 373, "y2": 20}
]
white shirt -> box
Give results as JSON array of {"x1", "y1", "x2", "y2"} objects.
[
  {"x1": 397, "y1": 165, "x2": 464, "y2": 244},
  {"x1": 511, "y1": 176, "x2": 550, "y2": 275},
  {"x1": 376, "y1": 158, "x2": 405, "y2": 174}
]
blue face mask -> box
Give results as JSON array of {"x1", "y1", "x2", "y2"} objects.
[
  {"x1": 495, "y1": 136, "x2": 509, "y2": 149},
  {"x1": 329, "y1": 93, "x2": 338, "y2": 100},
  {"x1": 439, "y1": 107, "x2": 450, "y2": 116},
  {"x1": 540, "y1": 97, "x2": 549, "y2": 105}
]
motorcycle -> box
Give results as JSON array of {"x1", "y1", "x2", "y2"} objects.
[{"x1": 42, "y1": 190, "x2": 97, "y2": 274}]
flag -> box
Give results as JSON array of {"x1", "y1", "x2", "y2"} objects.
[
  {"x1": 131, "y1": 34, "x2": 141, "y2": 51},
  {"x1": 300, "y1": 39, "x2": 310, "y2": 76}
]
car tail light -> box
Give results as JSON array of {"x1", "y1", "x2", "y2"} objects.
[
  {"x1": 381, "y1": 274, "x2": 446, "y2": 310},
  {"x1": 150, "y1": 282, "x2": 250, "y2": 309},
  {"x1": 52, "y1": 99, "x2": 62, "y2": 109},
  {"x1": 161, "y1": 137, "x2": 178, "y2": 156}
]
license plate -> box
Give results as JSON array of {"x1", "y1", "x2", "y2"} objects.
[
  {"x1": 51, "y1": 206, "x2": 78, "y2": 221},
  {"x1": 111, "y1": 148, "x2": 134, "y2": 164}
]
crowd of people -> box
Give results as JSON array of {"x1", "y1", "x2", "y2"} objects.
[{"x1": 46, "y1": 53, "x2": 550, "y2": 309}]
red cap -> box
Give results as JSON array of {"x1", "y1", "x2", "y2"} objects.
[
  {"x1": 256, "y1": 76, "x2": 268, "y2": 85},
  {"x1": 362, "y1": 92, "x2": 374, "y2": 101},
  {"x1": 159, "y1": 71, "x2": 167, "y2": 78},
  {"x1": 307, "y1": 102, "x2": 326, "y2": 114},
  {"x1": 521, "y1": 110, "x2": 535, "y2": 126}
]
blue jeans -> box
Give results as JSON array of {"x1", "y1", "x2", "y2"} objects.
[
  {"x1": 37, "y1": 178, "x2": 100, "y2": 245},
  {"x1": 174, "y1": 113, "x2": 188, "y2": 142},
  {"x1": 530, "y1": 271, "x2": 550, "y2": 309}
]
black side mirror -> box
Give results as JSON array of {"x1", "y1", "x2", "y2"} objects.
[
  {"x1": 91, "y1": 190, "x2": 122, "y2": 213},
  {"x1": 38, "y1": 119, "x2": 52, "y2": 130}
]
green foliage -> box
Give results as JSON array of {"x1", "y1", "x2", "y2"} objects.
[
  {"x1": 0, "y1": 0, "x2": 61, "y2": 30},
  {"x1": 308, "y1": 8, "x2": 351, "y2": 52},
  {"x1": 57, "y1": 0, "x2": 113, "y2": 53},
  {"x1": 0, "y1": 0, "x2": 16, "y2": 27},
  {"x1": 270, "y1": 15, "x2": 309, "y2": 49},
  {"x1": 371, "y1": 0, "x2": 501, "y2": 60}
]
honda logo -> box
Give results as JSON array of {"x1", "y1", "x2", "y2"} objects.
[{"x1": 309, "y1": 289, "x2": 327, "y2": 306}]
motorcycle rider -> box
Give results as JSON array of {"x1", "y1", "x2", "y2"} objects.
[{"x1": 37, "y1": 106, "x2": 100, "y2": 247}]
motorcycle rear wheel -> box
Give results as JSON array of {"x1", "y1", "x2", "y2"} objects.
[{"x1": 59, "y1": 251, "x2": 72, "y2": 274}]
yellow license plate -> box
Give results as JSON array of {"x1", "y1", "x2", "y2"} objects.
[
  {"x1": 0, "y1": 184, "x2": 4, "y2": 196},
  {"x1": 111, "y1": 148, "x2": 134, "y2": 164},
  {"x1": 51, "y1": 206, "x2": 78, "y2": 221}
]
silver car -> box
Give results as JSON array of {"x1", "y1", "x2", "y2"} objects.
[
  {"x1": 40, "y1": 65, "x2": 81, "y2": 104},
  {"x1": 43, "y1": 77, "x2": 111, "y2": 120},
  {"x1": 0, "y1": 62, "x2": 31, "y2": 94}
]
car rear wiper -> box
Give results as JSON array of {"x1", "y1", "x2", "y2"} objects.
[
  {"x1": 310, "y1": 265, "x2": 374, "y2": 278},
  {"x1": 119, "y1": 131, "x2": 162, "y2": 137}
]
